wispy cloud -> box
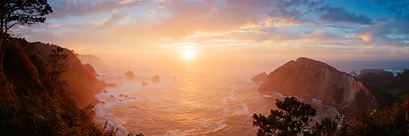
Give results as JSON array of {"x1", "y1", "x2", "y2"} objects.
[{"x1": 48, "y1": 0, "x2": 150, "y2": 19}]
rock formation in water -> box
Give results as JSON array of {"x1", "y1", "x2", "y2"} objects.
[
  {"x1": 251, "y1": 72, "x2": 268, "y2": 82},
  {"x1": 83, "y1": 63, "x2": 99, "y2": 77},
  {"x1": 126, "y1": 71, "x2": 136, "y2": 77},
  {"x1": 142, "y1": 80, "x2": 149, "y2": 86},
  {"x1": 360, "y1": 69, "x2": 385, "y2": 75},
  {"x1": 350, "y1": 70, "x2": 357, "y2": 77},
  {"x1": 152, "y1": 75, "x2": 161, "y2": 82},
  {"x1": 258, "y1": 57, "x2": 375, "y2": 114}
]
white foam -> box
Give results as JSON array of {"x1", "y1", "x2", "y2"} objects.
[
  {"x1": 312, "y1": 98, "x2": 322, "y2": 106},
  {"x1": 262, "y1": 94, "x2": 273, "y2": 97},
  {"x1": 241, "y1": 102, "x2": 250, "y2": 116},
  {"x1": 221, "y1": 87, "x2": 238, "y2": 104},
  {"x1": 212, "y1": 121, "x2": 227, "y2": 132},
  {"x1": 200, "y1": 120, "x2": 211, "y2": 127},
  {"x1": 271, "y1": 91, "x2": 284, "y2": 98}
]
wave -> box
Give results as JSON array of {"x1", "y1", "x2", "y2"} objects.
[
  {"x1": 221, "y1": 86, "x2": 238, "y2": 104},
  {"x1": 212, "y1": 121, "x2": 227, "y2": 132}
]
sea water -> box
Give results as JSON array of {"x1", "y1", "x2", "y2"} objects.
[{"x1": 92, "y1": 60, "x2": 408, "y2": 135}]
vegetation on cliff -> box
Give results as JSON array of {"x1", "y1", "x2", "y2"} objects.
[
  {"x1": 0, "y1": 37, "x2": 117, "y2": 135},
  {"x1": 359, "y1": 69, "x2": 409, "y2": 107},
  {"x1": 254, "y1": 97, "x2": 409, "y2": 136}
]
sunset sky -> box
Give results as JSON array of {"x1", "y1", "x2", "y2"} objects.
[{"x1": 14, "y1": 0, "x2": 409, "y2": 63}]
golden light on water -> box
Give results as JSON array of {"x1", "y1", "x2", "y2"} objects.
[{"x1": 182, "y1": 49, "x2": 195, "y2": 59}]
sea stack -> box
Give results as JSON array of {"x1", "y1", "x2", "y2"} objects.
[
  {"x1": 126, "y1": 71, "x2": 136, "y2": 77},
  {"x1": 152, "y1": 75, "x2": 161, "y2": 82},
  {"x1": 142, "y1": 80, "x2": 149, "y2": 86}
]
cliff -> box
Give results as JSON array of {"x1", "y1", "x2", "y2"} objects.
[
  {"x1": 35, "y1": 43, "x2": 103, "y2": 108},
  {"x1": 357, "y1": 71, "x2": 394, "y2": 85},
  {"x1": 258, "y1": 57, "x2": 375, "y2": 114},
  {"x1": 84, "y1": 63, "x2": 99, "y2": 77},
  {"x1": 78, "y1": 55, "x2": 106, "y2": 67},
  {"x1": 0, "y1": 38, "x2": 114, "y2": 135}
]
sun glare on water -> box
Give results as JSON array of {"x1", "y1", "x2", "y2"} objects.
[{"x1": 182, "y1": 49, "x2": 195, "y2": 59}]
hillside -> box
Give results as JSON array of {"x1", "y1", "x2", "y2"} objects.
[
  {"x1": 258, "y1": 57, "x2": 376, "y2": 115},
  {"x1": 35, "y1": 42, "x2": 104, "y2": 108},
  {"x1": 0, "y1": 37, "x2": 115, "y2": 135}
]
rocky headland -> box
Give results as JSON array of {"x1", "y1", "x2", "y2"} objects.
[
  {"x1": 257, "y1": 57, "x2": 376, "y2": 115},
  {"x1": 251, "y1": 72, "x2": 268, "y2": 82},
  {"x1": 357, "y1": 71, "x2": 394, "y2": 85},
  {"x1": 83, "y1": 63, "x2": 99, "y2": 77}
]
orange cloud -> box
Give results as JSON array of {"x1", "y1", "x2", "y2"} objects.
[{"x1": 358, "y1": 34, "x2": 373, "y2": 42}]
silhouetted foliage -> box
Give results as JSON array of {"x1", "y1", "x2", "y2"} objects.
[
  {"x1": 255, "y1": 96, "x2": 409, "y2": 136},
  {"x1": 47, "y1": 46, "x2": 68, "y2": 94},
  {"x1": 253, "y1": 97, "x2": 316, "y2": 136},
  {"x1": 0, "y1": 0, "x2": 53, "y2": 74},
  {"x1": 0, "y1": 37, "x2": 121, "y2": 135}
]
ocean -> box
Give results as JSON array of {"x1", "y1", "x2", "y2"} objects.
[{"x1": 91, "y1": 59, "x2": 409, "y2": 135}]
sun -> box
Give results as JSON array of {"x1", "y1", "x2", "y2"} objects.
[{"x1": 182, "y1": 49, "x2": 195, "y2": 59}]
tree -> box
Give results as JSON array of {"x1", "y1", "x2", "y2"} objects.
[
  {"x1": 47, "y1": 46, "x2": 68, "y2": 94},
  {"x1": 253, "y1": 97, "x2": 316, "y2": 136},
  {"x1": 0, "y1": 0, "x2": 52, "y2": 74}
]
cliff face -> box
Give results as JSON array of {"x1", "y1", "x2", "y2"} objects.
[
  {"x1": 84, "y1": 63, "x2": 99, "y2": 77},
  {"x1": 78, "y1": 55, "x2": 106, "y2": 67},
  {"x1": 258, "y1": 57, "x2": 375, "y2": 111},
  {"x1": 35, "y1": 43, "x2": 103, "y2": 108},
  {"x1": 357, "y1": 71, "x2": 394, "y2": 85},
  {"x1": 0, "y1": 38, "x2": 107, "y2": 135}
]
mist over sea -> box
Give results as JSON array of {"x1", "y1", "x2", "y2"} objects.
[{"x1": 91, "y1": 59, "x2": 408, "y2": 135}]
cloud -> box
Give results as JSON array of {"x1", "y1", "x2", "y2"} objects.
[
  {"x1": 225, "y1": 28, "x2": 304, "y2": 43},
  {"x1": 48, "y1": 0, "x2": 150, "y2": 19},
  {"x1": 354, "y1": 15, "x2": 409, "y2": 46},
  {"x1": 371, "y1": 0, "x2": 409, "y2": 15},
  {"x1": 94, "y1": 12, "x2": 127, "y2": 32},
  {"x1": 315, "y1": 4, "x2": 373, "y2": 25}
]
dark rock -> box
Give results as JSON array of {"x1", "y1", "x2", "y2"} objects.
[
  {"x1": 119, "y1": 94, "x2": 124, "y2": 97},
  {"x1": 119, "y1": 99, "x2": 122, "y2": 101},
  {"x1": 126, "y1": 71, "x2": 135, "y2": 77},
  {"x1": 142, "y1": 80, "x2": 149, "y2": 86},
  {"x1": 110, "y1": 95, "x2": 114, "y2": 98},
  {"x1": 101, "y1": 101, "x2": 105, "y2": 103},
  {"x1": 103, "y1": 90, "x2": 108, "y2": 93},
  {"x1": 357, "y1": 71, "x2": 394, "y2": 85},
  {"x1": 125, "y1": 95, "x2": 128, "y2": 97},
  {"x1": 350, "y1": 70, "x2": 357, "y2": 77},
  {"x1": 152, "y1": 75, "x2": 161, "y2": 82},
  {"x1": 251, "y1": 72, "x2": 268, "y2": 82}
]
